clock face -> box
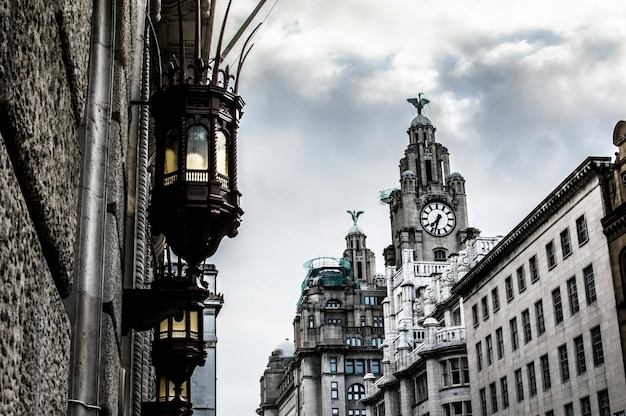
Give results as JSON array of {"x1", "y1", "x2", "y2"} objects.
[{"x1": 420, "y1": 202, "x2": 456, "y2": 236}]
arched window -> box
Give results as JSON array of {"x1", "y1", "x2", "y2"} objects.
[
  {"x1": 326, "y1": 299, "x2": 342, "y2": 309},
  {"x1": 433, "y1": 248, "x2": 447, "y2": 261},
  {"x1": 345, "y1": 337, "x2": 362, "y2": 346},
  {"x1": 372, "y1": 337, "x2": 384, "y2": 347},
  {"x1": 347, "y1": 384, "x2": 365, "y2": 401}
]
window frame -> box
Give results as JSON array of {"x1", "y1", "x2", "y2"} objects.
[
  {"x1": 583, "y1": 264, "x2": 597, "y2": 305},
  {"x1": 567, "y1": 277, "x2": 580, "y2": 316},
  {"x1": 546, "y1": 240, "x2": 557, "y2": 269},
  {"x1": 552, "y1": 288, "x2": 564, "y2": 325},
  {"x1": 561, "y1": 228, "x2": 572, "y2": 257},
  {"x1": 576, "y1": 215, "x2": 589, "y2": 246},
  {"x1": 517, "y1": 266, "x2": 526, "y2": 292}
]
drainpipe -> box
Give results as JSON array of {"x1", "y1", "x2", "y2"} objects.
[{"x1": 67, "y1": 0, "x2": 115, "y2": 414}]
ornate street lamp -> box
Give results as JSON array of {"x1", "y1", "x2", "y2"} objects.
[{"x1": 124, "y1": 0, "x2": 265, "y2": 414}]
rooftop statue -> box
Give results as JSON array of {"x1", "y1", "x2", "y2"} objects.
[
  {"x1": 347, "y1": 210, "x2": 364, "y2": 225},
  {"x1": 407, "y1": 93, "x2": 430, "y2": 114}
]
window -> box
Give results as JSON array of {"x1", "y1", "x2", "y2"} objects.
[
  {"x1": 576, "y1": 215, "x2": 589, "y2": 245},
  {"x1": 371, "y1": 359, "x2": 381, "y2": 373},
  {"x1": 529, "y1": 255, "x2": 539, "y2": 282},
  {"x1": 564, "y1": 403, "x2": 574, "y2": 416},
  {"x1": 591, "y1": 326, "x2": 605, "y2": 366},
  {"x1": 540, "y1": 354, "x2": 551, "y2": 390},
  {"x1": 580, "y1": 396, "x2": 592, "y2": 416},
  {"x1": 500, "y1": 377, "x2": 509, "y2": 408},
  {"x1": 372, "y1": 337, "x2": 384, "y2": 347},
  {"x1": 476, "y1": 341, "x2": 483, "y2": 371},
  {"x1": 490, "y1": 382, "x2": 498, "y2": 414},
  {"x1": 347, "y1": 384, "x2": 365, "y2": 400},
  {"x1": 598, "y1": 389, "x2": 610, "y2": 416},
  {"x1": 326, "y1": 299, "x2": 342, "y2": 308},
  {"x1": 472, "y1": 304, "x2": 479, "y2": 327},
  {"x1": 373, "y1": 316, "x2": 384, "y2": 327},
  {"x1": 346, "y1": 359, "x2": 366, "y2": 374},
  {"x1": 332, "y1": 408, "x2": 339, "y2": 416},
  {"x1": 535, "y1": 300, "x2": 545, "y2": 335},
  {"x1": 309, "y1": 315, "x2": 315, "y2": 328},
  {"x1": 510, "y1": 318, "x2": 519, "y2": 351},
  {"x1": 546, "y1": 241, "x2": 557, "y2": 269},
  {"x1": 328, "y1": 318, "x2": 342, "y2": 324},
  {"x1": 486, "y1": 335, "x2": 493, "y2": 365},
  {"x1": 441, "y1": 357, "x2": 469, "y2": 386},
  {"x1": 491, "y1": 287, "x2": 500, "y2": 312},
  {"x1": 348, "y1": 410, "x2": 365, "y2": 416},
  {"x1": 505, "y1": 276, "x2": 514, "y2": 301},
  {"x1": 527, "y1": 361, "x2": 537, "y2": 396},
  {"x1": 346, "y1": 337, "x2": 362, "y2": 346},
  {"x1": 583, "y1": 265, "x2": 597, "y2": 305},
  {"x1": 517, "y1": 266, "x2": 526, "y2": 292},
  {"x1": 567, "y1": 277, "x2": 580, "y2": 315},
  {"x1": 481, "y1": 296, "x2": 489, "y2": 320},
  {"x1": 364, "y1": 296, "x2": 379, "y2": 305},
  {"x1": 479, "y1": 388, "x2": 487, "y2": 416},
  {"x1": 434, "y1": 248, "x2": 447, "y2": 261},
  {"x1": 574, "y1": 335, "x2": 586, "y2": 375},
  {"x1": 415, "y1": 371, "x2": 428, "y2": 403},
  {"x1": 514, "y1": 368, "x2": 524, "y2": 402},
  {"x1": 561, "y1": 228, "x2": 572, "y2": 257},
  {"x1": 522, "y1": 309, "x2": 532, "y2": 344},
  {"x1": 330, "y1": 357, "x2": 337, "y2": 373},
  {"x1": 331, "y1": 381, "x2": 339, "y2": 399},
  {"x1": 361, "y1": 316, "x2": 366, "y2": 327},
  {"x1": 552, "y1": 288, "x2": 563, "y2": 325},
  {"x1": 558, "y1": 344, "x2": 570, "y2": 382},
  {"x1": 496, "y1": 327, "x2": 504, "y2": 359}
]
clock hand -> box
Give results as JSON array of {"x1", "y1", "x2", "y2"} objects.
[{"x1": 431, "y1": 214, "x2": 442, "y2": 229}]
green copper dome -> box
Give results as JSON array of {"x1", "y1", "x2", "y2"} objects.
[{"x1": 411, "y1": 113, "x2": 432, "y2": 127}]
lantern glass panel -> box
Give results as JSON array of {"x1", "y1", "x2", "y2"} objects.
[
  {"x1": 171, "y1": 312, "x2": 187, "y2": 338},
  {"x1": 189, "y1": 310, "x2": 199, "y2": 340},
  {"x1": 159, "y1": 318, "x2": 168, "y2": 340},
  {"x1": 164, "y1": 128, "x2": 179, "y2": 175},
  {"x1": 186, "y1": 125, "x2": 209, "y2": 171},
  {"x1": 216, "y1": 130, "x2": 228, "y2": 177},
  {"x1": 158, "y1": 376, "x2": 176, "y2": 402},
  {"x1": 180, "y1": 380, "x2": 189, "y2": 401}
]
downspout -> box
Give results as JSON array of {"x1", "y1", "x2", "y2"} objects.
[{"x1": 67, "y1": 0, "x2": 115, "y2": 414}]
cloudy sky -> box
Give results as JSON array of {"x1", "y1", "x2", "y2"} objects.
[{"x1": 204, "y1": 0, "x2": 626, "y2": 414}]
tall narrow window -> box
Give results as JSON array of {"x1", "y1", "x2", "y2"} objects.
[
  {"x1": 330, "y1": 357, "x2": 338, "y2": 373},
  {"x1": 308, "y1": 315, "x2": 314, "y2": 328},
  {"x1": 583, "y1": 264, "x2": 597, "y2": 305},
  {"x1": 361, "y1": 316, "x2": 366, "y2": 327},
  {"x1": 486, "y1": 335, "x2": 493, "y2": 365},
  {"x1": 574, "y1": 335, "x2": 586, "y2": 375},
  {"x1": 331, "y1": 381, "x2": 339, "y2": 399},
  {"x1": 510, "y1": 318, "x2": 519, "y2": 351},
  {"x1": 561, "y1": 228, "x2": 572, "y2": 257},
  {"x1": 564, "y1": 403, "x2": 574, "y2": 416},
  {"x1": 527, "y1": 361, "x2": 537, "y2": 396},
  {"x1": 481, "y1": 296, "x2": 489, "y2": 320},
  {"x1": 522, "y1": 309, "x2": 532, "y2": 344},
  {"x1": 490, "y1": 382, "x2": 498, "y2": 413},
  {"x1": 505, "y1": 276, "x2": 514, "y2": 301},
  {"x1": 591, "y1": 326, "x2": 605, "y2": 366},
  {"x1": 472, "y1": 304, "x2": 479, "y2": 327},
  {"x1": 546, "y1": 241, "x2": 557, "y2": 269},
  {"x1": 576, "y1": 215, "x2": 589, "y2": 245},
  {"x1": 529, "y1": 255, "x2": 540, "y2": 282},
  {"x1": 517, "y1": 266, "x2": 526, "y2": 292},
  {"x1": 540, "y1": 354, "x2": 551, "y2": 390},
  {"x1": 514, "y1": 368, "x2": 524, "y2": 402},
  {"x1": 476, "y1": 341, "x2": 484, "y2": 371},
  {"x1": 500, "y1": 377, "x2": 509, "y2": 408},
  {"x1": 567, "y1": 277, "x2": 580, "y2": 315},
  {"x1": 558, "y1": 344, "x2": 570, "y2": 382},
  {"x1": 553, "y1": 288, "x2": 564, "y2": 325},
  {"x1": 580, "y1": 396, "x2": 592, "y2": 416},
  {"x1": 479, "y1": 388, "x2": 487, "y2": 416},
  {"x1": 535, "y1": 300, "x2": 545, "y2": 335},
  {"x1": 496, "y1": 327, "x2": 504, "y2": 359},
  {"x1": 492, "y1": 287, "x2": 500, "y2": 312},
  {"x1": 598, "y1": 389, "x2": 611, "y2": 416}
]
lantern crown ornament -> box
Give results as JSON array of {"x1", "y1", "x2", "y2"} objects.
[{"x1": 149, "y1": 0, "x2": 261, "y2": 266}]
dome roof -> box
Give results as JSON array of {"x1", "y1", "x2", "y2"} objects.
[
  {"x1": 410, "y1": 113, "x2": 432, "y2": 127},
  {"x1": 348, "y1": 224, "x2": 364, "y2": 235},
  {"x1": 401, "y1": 169, "x2": 416, "y2": 179},
  {"x1": 274, "y1": 339, "x2": 294, "y2": 357},
  {"x1": 449, "y1": 172, "x2": 464, "y2": 179}
]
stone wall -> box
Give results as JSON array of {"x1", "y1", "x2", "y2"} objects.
[{"x1": 0, "y1": 0, "x2": 143, "y2": 414}]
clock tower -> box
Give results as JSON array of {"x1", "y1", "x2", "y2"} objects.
[{"x1": 382, "y1": 97, "x2": 474, "y2": 267}]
